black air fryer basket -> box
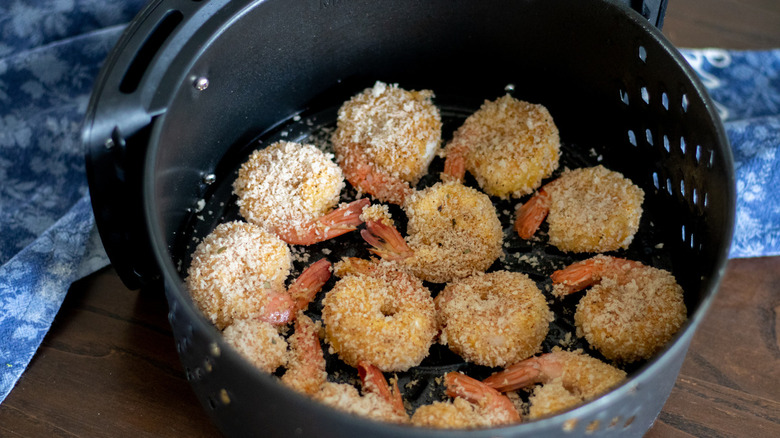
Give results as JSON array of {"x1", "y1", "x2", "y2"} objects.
[{"x1": 84, "y1": 0, "x2": 734, "y2": 436}]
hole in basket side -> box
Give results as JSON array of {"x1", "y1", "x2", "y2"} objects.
[
  {"x1": 120, "y1": 10, "x2": 184, "y2": 94},
  {"x1": 628, "y1": 129, "x2": 638, "y2": 147},
  {"x1": 638, "y1": 45, "x2": 647, "y2": 63}
]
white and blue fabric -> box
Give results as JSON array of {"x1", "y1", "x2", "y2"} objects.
[
  {"x1": 680, "y1": 49, "x2": 780, "y2": 258},
  {"x1": 1, "y1": 0, "x2": 147, "y2": 403},
  {"x1": 1, "y1": 0, "x2": 778, "y2": 404}
]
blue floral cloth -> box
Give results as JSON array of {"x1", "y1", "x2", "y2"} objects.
[
  {"x1": 680, "y1": 49, "x2": 780, "y2": 258},
  {"x1": 0, "y1": 0, "x2": 778, "y2": 404},
  {"x1": 0, "y1": 0, "x2": 147, "y2": 403}
]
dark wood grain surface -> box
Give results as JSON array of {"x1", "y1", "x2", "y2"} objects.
[{"x1": 2, "y1": 1, "x2": 779, "y2": 437}]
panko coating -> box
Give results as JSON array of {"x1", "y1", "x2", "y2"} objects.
[
  {"x1": 362, "y1": 181, "x2": 504, "y2": 283},
  {"x1": 322, "y1": 259, "x2": 437, "y2": 371},
  {"x1": 315, "y1": 381, "x2": 409, "y2": 424},
  {"x1": 280, "y1": 313, "x2": 328, "y2": 396},
  {"x1": 222, "y1": 318, "x2": 288, "y2": 373},
  {"x1": 435, "y1": 271, "x2": 553, "y2": 367},
  {"x1": 444, "y1": 94, "x2": 560, "y2": 198},
  {"x1": 234, "y1": 140, "x2": 368, "y2": 244},
  {"x1": 515, "y1": 165, "x2": 645, "y2": 253},
  {"x1": 552, "y1": 255, "x2": 687, "y2": 363},
  {"x1": 186, "y1": 221, "x2": 292, "y2": 330},
  {"x1": 332, "y1": 81, "x2": 442, "y2": 204}
]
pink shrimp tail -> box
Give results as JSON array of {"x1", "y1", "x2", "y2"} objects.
[
  {"x1": 340, "y1": 148, "x2": 413, "y2": 205},
  {"x1": 483, "y1": 359, "x2": 546, "y2": 393},
  {"x1": 442, "y1": 144, "x2": 467, "y2": 181},
  {"x1": 257, "y1": 292, "x2": 295, "y2": 326},
  {"x1": 551, "y1": 256, "x2": 643, "y2": 295},
  {"x1": 289, "y1": 258, "x2": 332, "y2": 313},
  {"x1": 319, "y1": 198, "x2": 370, "y2": 229},
  {"x1": 550, "y1": 259, "x2": 603, "y2": 295},
  {"x1": 514, "y1": 188, "x2": 551, "y2": 239},
  {"x1": 358, "y1": 361, "x2": 406, "y2": 417},
  {"x1": 361, "y1": 220, "x2": 413, "y2": 261},
  {"x1": 445, "y1": 372, "x2": 521, "y2": 423},
  {"x1": 281, "y1": 315, "x2": 327, "y2": 395},
  {"x1": 277, "y1": 198, "x2": 370, "y2": 245},
  {"x1": 484, "y1": 353, "x2": 567, "y2": 393}
]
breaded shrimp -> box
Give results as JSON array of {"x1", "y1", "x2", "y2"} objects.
[
  {"x1": 315, "y1": 381, "x2": 409, "y2": 424},
  {"x1": 357, "y1": 361, "x2": 407, "y2": 421},
  {"x1": 435, "y1": 271, "x2": 553, "y2": 367},
  {"x1": 322, "y1": 258, "x2": 437, "y2": 371},
  {"x1": 280, "y1": 313, "x2": 328, "y2": 395},
  {"x1": 443, "y1": 94, "x2": 560, "y2": 198},
  {"x1": 515, "y1": 165, "x2": 644, "y2": 253},
  {"x1": 332, "y1": 81, "x2": 442, "y2": 205},
  {"x1": 411, "y1": 372, "x2": 521, "y2": 428},
  {"x1": 483, "y1": 350, "x2": 626, "y2": 419},
  {"x1": 222, "y1": 312, "x2": 325, "y2": 394},
  {"x1": 233, "y1": 140, "x2": 369, "y2": 245},
  {"x1": 361, "y1": 181, "x2": 503, "y2": 283},
  {"x1": 186, "y1": 221, "x2": 332, "y2": 329},
  {"x1": 221, "y1": 317, "x2": 289, "y2": 374},
  {"x1": 551, "y1": 255, "x2": 687, "y2": 363},
  {"x1": 310, "y1": 358, "x2": 409, "y2": 424}
]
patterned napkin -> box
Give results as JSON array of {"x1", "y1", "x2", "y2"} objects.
[
  {"x1": 680, "y1": 49, "x2": 780, "y2": 257},
  {"x1": 0, "y1": 0, "x2": 778, "y2": 404},
  {"x1": 0, "y1": 0, "x2": 147, "y2": 402}
]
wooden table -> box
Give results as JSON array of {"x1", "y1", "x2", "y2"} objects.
[{"x1": 2, "y1": 1, "x2": 779, "y2": 437}]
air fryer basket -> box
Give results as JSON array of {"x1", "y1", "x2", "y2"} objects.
[{"x1": 84, "y1": 0, "x2": 734, "y2": 436}]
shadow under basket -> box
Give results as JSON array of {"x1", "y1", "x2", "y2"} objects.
[{"x1": 84, "y1": 0, "x2": 734, "y2": 436}]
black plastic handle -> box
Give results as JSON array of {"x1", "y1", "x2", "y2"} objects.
[
  {"x1": 83, "y1": 0, "x2": 237, "y2": 289},
  {"x1": 628, "y1": 0, "x2": 669, "y2": 28}
]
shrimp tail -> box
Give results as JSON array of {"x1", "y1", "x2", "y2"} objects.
[
  {"x1": 289, "y1": 258, "x2": 332, "y2": 313},
  {"x1": 281, "y1": 314, "x2": 327, "y2": 395},
  {"x1": 483, "y1": 359, "x2": 548, "y2": 393},
  {"x1": 551, "y1": 258, "x2": 605, "y2": 296},
  {"x1": 277, "y1": 198, "x2": 370, "y2": 245},
  {"x1": 358, "y1": 361, "x2": 406, "y2": 417},
  {"x1": 514, "y1": 188, "x2": 551, "y2": 239},
  {"x1": 551, "y1": 256, "x2": 643, "y2": 296},
  {"x1": 361, "y1": 220, "x2": 413, "y2": 261},
  {"x1": 319, "y1": 198, "x2": 370, "y2": 229},
  {"x1": 256, "y1": 292, "x2": 295, "y2": 326},
  {"x1": 445, "y1": 372, "x2": 521, "y2": 423},
  {"x1": 442, "y1": 144, "x2": 468, "y2": 181},
  {"x1": 339, "y1": 148, "x2": 414, "y2": 205}
]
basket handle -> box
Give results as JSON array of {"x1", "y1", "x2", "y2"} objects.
[
  {"x1": 626, "y1": 0, "x2": 669, "y2": 28},
  {"x1": 84, "y1": 0, "x2": 239, "y2": 289}
]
